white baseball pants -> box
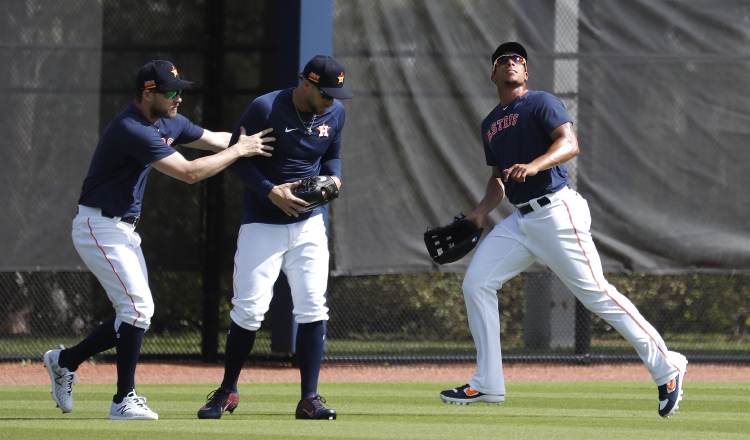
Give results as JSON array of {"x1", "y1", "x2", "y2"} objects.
[
  {"x1": 230, "y1": 214, "x2": 330, "y2": 331},
  {"x1": 463, "y1": 187, "x2": 685, "y2": 395},
  {"x1": 71, "y1": 206, "x2": 153, "y2": 330}
]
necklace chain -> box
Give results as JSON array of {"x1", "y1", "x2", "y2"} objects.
[{"x1": 295, "y1": 105, "x2": 317, "y2": 134}]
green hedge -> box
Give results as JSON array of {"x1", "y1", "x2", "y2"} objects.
[
  {"x1": 2, "y1": 272, "x2": 748, "y2": 358},
  {"x1": 328, "y1": 273, "x2": 750, "y2": 345}
]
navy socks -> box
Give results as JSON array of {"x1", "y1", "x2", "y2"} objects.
[
  {"x1": 218, "y1": 320, "x2": 326, "y2": 398},
  {"x1": 221, "y1": 321, "x2": 257, "y2": 392},
  {"x1": 113, "y1": 322, "x2": 145, "y2": 402},
  {"x1": 58, "y1": 317, "x2": 117, "y2": 372},
  {"x1": 56, "y1": 318, "x2": 144, "y2": 403},
  {"x1": 296, "y1": 321, "x2": 326, "y2": 399}
]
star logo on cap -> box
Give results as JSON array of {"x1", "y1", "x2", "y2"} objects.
[
  {"x1": 337, "y1": 72, "x2": 345, "y2": 84},
  {"x1": 317, "y1": 122, "x2": 330, "y2": 138},
  {"x1": 171, "y1": 66, "x2": 179, "y2": 77}
]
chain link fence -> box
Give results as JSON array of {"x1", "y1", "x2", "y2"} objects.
[
  {"x1": 1, "y1": 0, "x2": 748, "y2": 365},
  {"x1": 2, "y1": 271, "x2": 749, "y2": 363}
]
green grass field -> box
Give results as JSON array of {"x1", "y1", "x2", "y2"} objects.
[{"x1": 1, "y1": 382, "x2": 748, "y2": 439}]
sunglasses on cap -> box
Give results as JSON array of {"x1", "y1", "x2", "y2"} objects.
[
  {"x1": 162, "y1": 89, "x2": 182, "y2": 99},
  {"x1": 493, "y1": 54, "x2": 526, "y2": 71},
  {"x1": 143, "y1": 87, "x2": 182, "y2": 99}
]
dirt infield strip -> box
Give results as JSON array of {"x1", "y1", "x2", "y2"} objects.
[{"x1": 2, "y1": 362, "x2": 748, "y2": 386}]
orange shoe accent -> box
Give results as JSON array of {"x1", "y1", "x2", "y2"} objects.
[
  {"x1": 465, "y1": 387, "x2": 479, "y2": 396},
  {"x1": 666, "y1": 379, "x2": 676, "y2": 392}
]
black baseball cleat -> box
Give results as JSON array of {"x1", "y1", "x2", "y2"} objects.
[
  {"x1": 295, "y1": 394, "x2": 337, "y2": 420},
  {"x1": 440, "y1": 384, "x2": 505, "y2": 406},
  {"x1": 197, "y1": 387, "x2": 239, "y2": 419}
]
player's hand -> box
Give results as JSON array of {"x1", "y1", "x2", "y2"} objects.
[
  {"x1": 268, "y1": 180, "x2": 308, "y2": 217},
  {"x1": 234, "y1": 126, "x2": 275, "y2": 158},
  {"x1": 503, "y1": 163, "x2": 539, "y2": 182}
]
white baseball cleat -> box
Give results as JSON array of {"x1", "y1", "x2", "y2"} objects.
[
  {"x1": 109, "y1": 391, "x2": 159, "y2": 420},
  {"x1": 43, "y1": 347, "x2": 78, "y2": 413}
]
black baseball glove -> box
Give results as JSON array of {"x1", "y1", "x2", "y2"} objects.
[
  {"x1": 424, "y1": 213, "x2": 484, "y2": 265},
  {"x1": 291, "y1": 175, "x2": 340, "y2": 213}
]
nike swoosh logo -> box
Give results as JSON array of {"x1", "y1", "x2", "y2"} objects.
[
  {"x1": 502, "y1": 105, "x2": 509, "y2": 110},
  {"x1": 465, "y1": 387, "x2": 479, "y2": 396},
  {"x1": 659, "y1": 399, "x2": 668, "y2": 410},
  {"x1": 285, "y1": 127, "x2": 298, "y2": 132},
  {"x1": 303, "y1": 408, "x2": 313, "y2": 416}
]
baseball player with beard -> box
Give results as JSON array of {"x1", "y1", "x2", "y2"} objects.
[
  {"x1": 197, "y1": 55, "x2": 352, "y2": 421},
  {"x1": 439, "y1": 42, "x2": 688, "y2": 418},
  {"x1": 43, "y1": 60, "x2": 274, "y2": 420}
]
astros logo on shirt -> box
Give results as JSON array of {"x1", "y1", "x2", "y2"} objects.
[{"x1": 317, "y1": 122, "x2": 330, "y2": 138}]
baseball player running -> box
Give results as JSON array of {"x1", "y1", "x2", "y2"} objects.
[
  {"x1": 43, "y1": 60, "x2": 274, "y2": 420},
  {"x1": 197, "y1": 55, "x2": 352, "y2": 421},
  {"x1": 439, "y1": 42, "x2": 688, "y2": 418}
]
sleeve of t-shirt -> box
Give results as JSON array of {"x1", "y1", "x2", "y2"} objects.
[
  {"x1": 226, "y1": 99, "x2": 275, "y2": 196},
  {"x1": 319, "y1": 107, "x2": 343, "y2": 178},
  {"x1": 536, "y1": 93, "x2": 573, "y2": 135},
  {"x1": 124, "y1": 122, "x2": 177, "y2": 166},
  {"x1": 173, "y1": 114, "x2": 205, "y2": 145}
]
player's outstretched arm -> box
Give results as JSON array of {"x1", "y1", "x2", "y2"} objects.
[
  {"x1": 182, "y1": 130, "x2": 231, "y2": 152},
  {"x1": 184, "y1": 127, "x2": 275, "y2": 154},
  {"x1": 466, "y1": 166, "x2": 505, "y2": 228},
  {"x1": 151, "y1": 127, "x2": 275, "y2": 184}
]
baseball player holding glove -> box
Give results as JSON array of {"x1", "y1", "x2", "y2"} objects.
[
  {"x1": 197, "y1": 55, "x2": 352, "y2": 421},
  {"x1": 439, "y1": 42, "x2": 687, "y2": 418},
  {"x1": 42, "y1": 60, "x2": 274, "y2": 420}
]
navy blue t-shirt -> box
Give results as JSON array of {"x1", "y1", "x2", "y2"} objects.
[
  {"x1": 481, "y1": 90, "x2": 572, "y2": 205},
  {"x1": 78, "y1": 102, "x2": 204, "y2": 217},
  {"x1": 227, "y1": 88, "x2": 345, "y2": 225}
]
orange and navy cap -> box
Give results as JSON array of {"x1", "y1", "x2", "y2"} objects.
[
  {"x1": 301, "y1": 55, "x2": 353, "y2": 100},
  {"x1": 136, "y1": 60, "x2": 193, "y2": 92}
]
